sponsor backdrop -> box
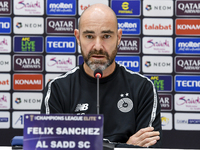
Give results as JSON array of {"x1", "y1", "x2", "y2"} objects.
[{"x1": 0, "y1": 0, "x2": 200, "y2": 148}]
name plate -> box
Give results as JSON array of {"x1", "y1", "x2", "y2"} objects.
[{"x1": 23, "y1": 114, "x2": 104, "y2": 150}]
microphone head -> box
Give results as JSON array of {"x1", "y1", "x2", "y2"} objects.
[{"x1": 94, "y1": 68, "x2": 103, "y2": 78}]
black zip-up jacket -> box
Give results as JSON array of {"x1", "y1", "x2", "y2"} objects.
[{"x1": 41, "y1": 63, "x2": 162, "y2": 148}]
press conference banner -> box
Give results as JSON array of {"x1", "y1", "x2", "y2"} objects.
[{"x1": 23, "y1": 114, "x2": 103, "y2": 150}]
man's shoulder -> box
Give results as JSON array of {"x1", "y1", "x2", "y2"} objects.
[{"x1": 118, "y1": 64, "x2": 149, "y2": 82}]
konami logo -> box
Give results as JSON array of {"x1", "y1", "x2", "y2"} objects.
[
  {"x1": 13, "y1": 74, "x2": 43, "y2": 91},
  {"x1": 176, "y1": 19, "x2": 200, "y2": 35},
  {"x1": 143, "y1": 19, "x2": 173, "y2": 35}
]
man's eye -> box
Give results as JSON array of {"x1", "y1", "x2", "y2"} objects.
[
  {"x1": 103, "y1": 35, "x2": 111, "y2": 39},
  {"x1": 86, "y1": 35, "x2": 93, "y2": 39}
]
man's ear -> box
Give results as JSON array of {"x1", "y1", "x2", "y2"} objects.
[
  {"x1": 74, "y1": 29, "x2": 80, "y2": 46},
  {"x1": 117, "y1": 29, "x2": 122, "y2": 45}
]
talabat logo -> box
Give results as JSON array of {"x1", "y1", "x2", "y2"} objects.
[
  {"x1": 0, "y1": 55, "x2": 10, "y2": 72},
  {"x1": 143, "y1": 18, "x2": 173, "y2": 35},
  {"x1": 13, "y1": 74, "x2": 43, "y2": 91},
  {"x1": 0, "y1": 17, "x2": 11, "y2": 33},
  {"x1": 175, "y1": 75, "x2": 200, "y2": 92},
  {"x1": 13, "y1": 55, "x2": 43, "y2": 72},
  {"x1": 176, "y1": 19, "x2": 200, "y2": 35},
  {"x1": 47, "y1": 0, "x2": 76, "y2": 15},
  {"x1": 0, "y1": 0, "x2": 11, "y2": 14},
  {"x1": 145, "y1": 75, "x2": 172, "y2": 92},
  {"x1": 118, "y1": 18, "x2": 140, "y2": 35},
  {"x1": 159, "y1": 94, "x2": 172, "y2": 111},
  {"x1": 143, "y1": 0, "x2": 173, "y2": 16},
  {"x1": 175, "y1": 38, "x2": 200, "y2": 54},
  {"x1": 175, "y1": 94, "x2": 200, "y2": 112},
  {"x1": 161, "y1": 113, "x2": 172, "y2": 130},
  {"x1": 14, "y1": 36, "x2": 43, "y2": 53},
  {"x1": 46, "y1": 36, "x2": 76, "y2": 53},
  {"x1": 14, "y1": 0, "x2": 44, "y2": 15},
  {"x1": 12, "y1": 92, "x2": 42, "y2": 110},
  {"x1": 45, "y1": 55, "x2": 76, "y2": 72},
  {"x1": 78, "y1": 0, "x2": 108, "y2": 15},
  {"x1": 0, "y1": 74, "x2": 10, "y2": 90},
  {"x1": 111, "y1": 0, "x2": 140, "y2": 16},
  {"x1": 175, "y1": 113, "x2": 200, "y2": 130},
  {"x1": 143, "y1": 37, "x2": 173, "y2": 54},
  {"x1": 175, "y1": 56, "x2": 200, "y2": 73},
  {"x1": 46, "y1": 17, "x2": 75, "y2": 34},
  {"x1": 0, "y1": 93, "x2": 10, "y2": 109},
  {"x1": 115, "y1": 56, "x2": 140, "y2": 72},
  {"x1": 142, "y1": 56, "x2": 172, "y2": 73},
  {"x1": 13, "y1": 17, "x2": 44, "y2": 34},
  {"x1": 176, "y1": 1, "x2": 200, "y2": 16},
  {"x1": 118, "y1": 37, "x2": 140, "y2": 54},
  {"x1": 0, "y1": 36, "x2": 11, "y2": 53}
]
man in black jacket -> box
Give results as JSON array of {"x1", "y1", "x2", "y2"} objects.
[{"x1": 41, "y1": 3, "x2": 162, "y2": 148}]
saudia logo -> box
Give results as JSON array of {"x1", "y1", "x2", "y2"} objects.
[
  {"x1": 0, "y1": 38, "x2": 8, "y2": 46},
  {"x1": 21, "y1": 37, "x2": 35, "y2": 51},
  {"x1": 47, "y1": 57, "x2": 72, "y2": 67},
  {"x1": 144, "y1": 39, "x2": 169, "y2": 48},
  {"x1": 0, "y1": 95, "x2": 7, "y2": 102},
  {"x1": 176, "y1": 96, "x2": 200, "y2": 106},
  {"x1": 15, "y1": 0, "x2": 41, "y2": 9},
  {"x1": 145, "y1": 24, "x2": 172, "y2": 30}
]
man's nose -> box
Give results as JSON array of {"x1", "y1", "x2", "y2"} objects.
[{"x1": 93, "y1": 37, "x2": 103, "y2": 50}]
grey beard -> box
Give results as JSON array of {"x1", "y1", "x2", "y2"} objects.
[{"x1": 86, "y1": 60, "x2": 111, "y2": 71}]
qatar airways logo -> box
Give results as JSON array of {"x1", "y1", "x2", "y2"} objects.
[
  {"x1": 143, "y1": 37, "x2": 172, "y2": 54},
  {"x1": 176, "y1": 1, "x2": 200, "y2": 16},
  {"x1": 143, "y1": 19, "x2": 173, "y2": 35},
  {"x1": 45, "y1": 55, "x2": 75, "y2": 72},
  {"x1": 175, "y1": 94, "x2": 200, "y2": 112},
  {"x1": 175, "y1": 75, "x2": 200, "y2": 92},
  {"x1": 175, "y1": 56, "x2": 200, "y2": 73},
  {"x1": 14, "y1": 0, "x2": 44, "y2": 15}
]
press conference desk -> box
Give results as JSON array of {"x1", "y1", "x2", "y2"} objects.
[{"x1": 1, "y1": 147, "x2": 199, "y2": 150}]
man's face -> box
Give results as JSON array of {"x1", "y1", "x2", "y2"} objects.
[{"x1": 78, "y1": 12, "x2": 120, "y2": 71}]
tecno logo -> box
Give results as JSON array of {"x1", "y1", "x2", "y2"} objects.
[
  {"x1": 143, "y1": 18, "x2": 173, "y2": 35},
  {"x1": 115, "y1": 56, "x2": 140, "y2": 72},
  {"x1": 0, "y1": 17, "x2": 11, "y2": 33},
  {"x1": 176, "y1": 19, "x2": 200, "y2": 35},
  {"x1": 46, "y1": 36, "x2": 76, "y2": 53},
  {"x1": 175, "y1": 75, "x2": 200, "y2": 92},
  {"x1": 13, "y1": 74, "x2": 43, "y2": 90}
]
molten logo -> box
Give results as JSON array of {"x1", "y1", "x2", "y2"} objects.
[
  {"x1": 176, "y1": 19, "x2": 200, "y2": 35},
  {"x1": 13, "y1": 74, "x2": 43, "y2": 90}
]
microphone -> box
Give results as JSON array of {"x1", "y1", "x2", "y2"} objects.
[{"x1": 94, "y1": 69, "x2": 103, "y2": 114}]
